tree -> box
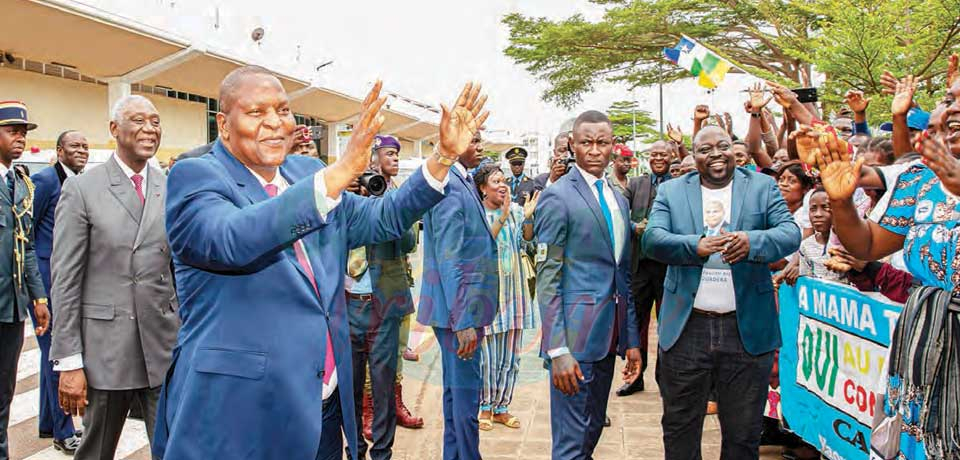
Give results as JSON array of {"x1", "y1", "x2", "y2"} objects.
[
  {"x1": 608, "y1": 101, "x2": 660, "y2": 143},
  {"x1": 503, "y1": 0, "x2": 960, "y2": 111}
]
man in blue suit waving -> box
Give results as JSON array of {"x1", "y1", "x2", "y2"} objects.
[
  {"x1": 417, "y1": 125, "x2": 498, "y2": 460},
  {"x1": 642, "y1": 126, "x2": 800, "y2": 460},
  {"x1": 534, "y1": 111, "x2": 641, "y2": 460},
  {"x1": 155, "y1": 66, "x2": 490, "y2": 460}
]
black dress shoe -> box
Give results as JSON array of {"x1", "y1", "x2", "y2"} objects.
[
  {"x1": 615, "y1": 377, "x2": 644, "y2": 397},
  {"x1": 53, "y1": 434, "x2": 82, "y2": 454},
  {"x1": 603, "y1": 416, "x2": 611, "y2": 427}
]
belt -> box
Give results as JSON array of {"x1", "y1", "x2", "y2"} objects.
[
  {"x1": 345, "y1": 292, "x2": 373, "y2": 301},
  {"x1": 692, "y1": 308, "x2": 736, "y2": 318}
]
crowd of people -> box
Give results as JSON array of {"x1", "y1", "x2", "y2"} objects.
[{"x1": 0, "y1": 49, "x2": 959, "y2": 460}]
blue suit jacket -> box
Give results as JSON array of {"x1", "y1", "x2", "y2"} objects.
[
  {"x1": 31, "y1": 163, "x2": 65, "y2": 290},
  {"x1": 534, "y1": 169, "x2": 639, "y2": 363},
  {"x1": 417, "y1": 166, "x2": 498, "y2": 332},
  {"x1": 641, "y1": 168, "x2": 800, "y2": 355},
  {"x1": 154, "y1": 140, "x2": 444, "y2": 460}
]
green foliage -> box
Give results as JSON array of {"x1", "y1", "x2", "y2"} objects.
[
  {"x1": 608, "y1": 100, "x2": 661, "y2": 142},
  {"x1": 503, "y1": 0, "x2": 960, "y2": 113}
]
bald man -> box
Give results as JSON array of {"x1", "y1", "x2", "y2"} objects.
[
  {"x1": 51, "y1": 96, "x2": 179, "y2": 460},
  {"x1": 155, "y1": 66, "x2": 489, "y2": 460},
  {"x1": 642, "y1": 126, "x2": 799, "y2": 459}
]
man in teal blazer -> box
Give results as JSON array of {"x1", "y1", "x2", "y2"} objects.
[{"x1": 642, "y1": 126, "x2": 800, "y2": 460}]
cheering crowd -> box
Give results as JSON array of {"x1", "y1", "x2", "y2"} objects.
[{"x1": 0, "y1": 50, "x2": 958, "y2": 460}]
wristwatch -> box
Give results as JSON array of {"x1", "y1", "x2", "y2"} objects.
[{"x1": 35, "y1": 298, "x2": 48, "y2": 305}]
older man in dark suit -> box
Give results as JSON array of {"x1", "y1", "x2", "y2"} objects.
[{"x1": 615, "y1": 140, "x2": 673, "y2": 397}]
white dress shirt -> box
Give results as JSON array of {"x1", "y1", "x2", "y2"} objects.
[
  {"x1": 60, "y1": 161, "x2": 80, "y2": 177},
  {"x1": 0, "y1": 162, "x2": 10, "y2": 180},
  {"x1": 548, "y1": 166, "x2": 625, "y2": 359}
]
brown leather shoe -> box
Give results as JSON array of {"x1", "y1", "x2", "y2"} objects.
[
  {"x1": 395, "y1": 382, "x2": 424, "y2": 429},
  {"x1": 362, "y1": 392, "x2": 374, "y2": 441}
]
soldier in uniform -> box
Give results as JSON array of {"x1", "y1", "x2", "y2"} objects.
[
  {"x1": 504, "y1": 147, "x2": 531, "y2": 201},
  {"x1": 0, "y1": 101, "x2": 50, "y2": 460}
]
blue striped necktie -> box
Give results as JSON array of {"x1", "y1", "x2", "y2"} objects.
[{"x1": 594, "y1": 180, "x2": 615, "y2": 247}]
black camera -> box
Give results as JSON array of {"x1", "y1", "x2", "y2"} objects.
[{"x1": 359, "y1": 172, "x2": 387, "y2": 196}]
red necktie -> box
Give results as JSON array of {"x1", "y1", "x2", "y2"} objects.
[
  {"x1": 264, "y1": 183, "x2": 336, "y2": 385},
  {"x1": 131, "y1": 174, "x2": 145, "y2": 204}
]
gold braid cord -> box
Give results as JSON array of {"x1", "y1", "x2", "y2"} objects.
[{"x1": 12, "y1": 172, "x2": 34, "y2": 292}]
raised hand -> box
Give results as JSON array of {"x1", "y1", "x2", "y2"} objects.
[
  {"x1": 747, "y1": 82, "x2": 772, "y2": 113},
  {"x1": 666, "y1": 123, "x2": 684, "y2": 144},
  {"x1": 693, "y1": 105, "x2": 711, "y2": 122},
  {"x1": 766, "y1": 80, "x2": 798, "y2": 109},
  {"x1": 919, "y1": 130, "x2": 960, "y2": 196},
  {"x1": 438, "y1": 82, "x2": 490, "y2": 159},
  {"x1": 500, "y1": 184, "x2": 512, "y2": 214},
  {"x1": 522, "y1": 190, "x2": 541, "y2": 220},
  {"x1": 891, "y1": 75, "x2": 917, "y2": 117},
  {"x1": 342, "y1": 81, "x2": 387, "y2": 176},
  {"x1": 947, "y1": 53, "x2": 959, "y2": 90},
  {"x1": 844, "y1": 89, "x2": 870, "y2": 113},
  {"x1": 723, "y1": 112, "x2": 734, "y2": 135},
  {"x1": 814, "y1": 129, "x2": 861, "y2": 201},
  {"x1": 789, "y1": 124, "x2": 824, "y2": 167},
  {"x1": 879, "y1": 70, "x2": 899, "y2": 95}
]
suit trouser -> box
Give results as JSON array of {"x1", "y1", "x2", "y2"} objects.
[
  {"x1": 36, "y1": 258, "x2": 78, "y2": 441},
  {"x1": 0, "y1": 320, "x2": 25, "y2": 460},
  {"x1": 549, "y1": 354, "x2": 615, "y2": 460},
  {"x1": 433, "y1": 327, "x2": 482, "y2": 460},
  {"x1": 75, "y1": 386, "x2": 159, "y2": 460},
  {"x1": 658, "y1": 312, "x2": 773, "y2": 460},
  {"x1": 317, "y1": 391, "x2": 344, "y2": 460},
  {"x1": 631, "y1": 260, "x2": 665, "y2": 375},
  {"x1": 365, "y1": 313, "x2": 411, "y2": 394},
  {"x1": 347, "y1": 296, "x2": 401, "y2": 460}
]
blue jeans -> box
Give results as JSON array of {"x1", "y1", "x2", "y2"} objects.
[{"x1": 658, "y1": 311, "x2": 774, "y2": 460}]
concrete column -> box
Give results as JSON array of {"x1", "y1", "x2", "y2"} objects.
[
  {"x1": 415, "y1": 139, "x2": 423, "y2": 159},
  {"x1": 325, "y1": 122, "x2": 339, "y2": 160},
  {"x1": 107, "y1": 81, "x2": 131, "y2": 117}
]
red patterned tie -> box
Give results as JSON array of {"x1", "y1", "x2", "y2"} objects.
[
  {"x1": 264, "y1": 183, "x2": 335, "y2": 384},
  {"x1": 131, "y1": 174, "x2": 145, "y2": 204}
]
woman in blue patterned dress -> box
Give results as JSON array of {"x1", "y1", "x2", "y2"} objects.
[
  {"x1": 797, "y1": 79, "x2": 960, "y2": 458},
  {"x1": 472, "y1": 163, "x2": 541, "y2": 431}
]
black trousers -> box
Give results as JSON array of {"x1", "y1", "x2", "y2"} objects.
[
  {"x1": 346, "y1": 296, "x2": 401, "y2": 460},
  {"x1": 0, "y1": 321, "x2": 25, "y2": 460},
  {"x1": 658, "y1": 312, "x2": 774, "y2": 460},
  {"x1": 632, "y1": 259, "x2": 666, "y2": 375},
  {"x1": 75, "y1": 386, "x2": 159, "y2": 460}
]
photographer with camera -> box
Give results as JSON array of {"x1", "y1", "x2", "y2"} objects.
[
  {"x1": 515, "y1": 131, "x2": 573, "y2": 206},
  {"x1": 344, "y1": 135, "x2": 424, "y2": 460}
]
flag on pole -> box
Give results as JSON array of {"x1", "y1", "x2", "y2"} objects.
[{"x1": 663, "y1": 35, "x2": 732, "y2": 89}]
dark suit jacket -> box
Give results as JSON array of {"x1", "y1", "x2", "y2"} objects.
[
  {"x1": 31, "y1": 163, "x2": 67, "y2": 262},
  {"x1": 622, "y1": 173, "x2": 668, "y2": 277},
  {"x1": 515, "y1": 173, "x2": 549, "y2": 206},
  {"x1": 177, "y1": 142, "x2": 215, "y2": 160},
  {"x1": 417, "y1": 166, "x2": 498, "y2": 331},
  {"x1": 534, "y1": 169, "x2": 639, "y2": 362}
]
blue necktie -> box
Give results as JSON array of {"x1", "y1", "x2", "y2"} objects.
[{"x1": 594, "y1": 180, "x2": 615, "y2": 248}]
